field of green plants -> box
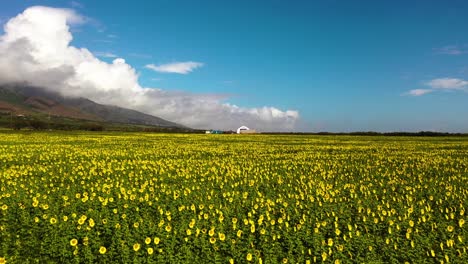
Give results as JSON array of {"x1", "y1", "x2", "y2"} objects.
[{"x1": 0, "y1": 132, "x2": 467, "y2": 263}]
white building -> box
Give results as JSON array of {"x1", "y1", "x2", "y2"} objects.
[
  {"x1": 237, "y1": 126, "x2": 249, "y2": 134},
  {"x1": 236, "y1": 126, "x2": 256, "y2": 134}
]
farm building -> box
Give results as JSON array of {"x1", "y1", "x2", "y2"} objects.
[{"x1": 237, "y1": 126, "x2": 256, "y2": 134}]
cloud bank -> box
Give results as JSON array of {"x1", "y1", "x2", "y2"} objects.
[
  {"x1": 406, "y1": 78, "x2": 468, "y2": 96},
  {"x1": 0, "y1": 6, "x2": 299, "y2": 131},
  {"x1": 145, "y1": 61, "x2": 204, "y2": 74}
]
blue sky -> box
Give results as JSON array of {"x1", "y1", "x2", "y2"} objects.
[{"x1": 1, "y1": 0, "x2": 468, "y2": 132}]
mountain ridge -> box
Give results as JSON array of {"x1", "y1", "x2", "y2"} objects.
[{"x1": 0, "y1": 84, "x2": 187, "y2": 129}]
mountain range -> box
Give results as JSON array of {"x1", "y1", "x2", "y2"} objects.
[{"x1": 0, "y1": 84, "x2": 187, "y2": 130}]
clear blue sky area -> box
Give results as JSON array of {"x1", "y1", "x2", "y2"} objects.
[{"x1": 2, "y1": 0, "x2": 468, "y2": 132}]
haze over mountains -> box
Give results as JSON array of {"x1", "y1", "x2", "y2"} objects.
[{"x1": 0, "y1": 84, "x2": 185, "y2": 128}]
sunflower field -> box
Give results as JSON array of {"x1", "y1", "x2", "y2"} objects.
[{"x1": 0, "y1": 132, "x2": 467, "y2": 263}]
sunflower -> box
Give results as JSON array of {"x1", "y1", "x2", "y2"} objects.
[
  {"x1": 70, "y1": 238, "x2": 78, "y2": 247},
  {"x1": 133, "y1": 243, "x2": 141, "y2": 251},
  {"x1": 83, "y1": 237, "x2": 89, "y2": 246},
  {"x1": 99, "y1": 246, "x2": 106, "y2": 254},
  {"x1": 218, "y1": 233, "x2": 226, "y2": 241},
  {"x1": 153, "y1": 237, "x2": 160, "y2": 245},
  {"x1": 321, "y1": 252, "x2": 328, "y2": 261},
  {"x1": 189, "y1": 219, "x2": 195, "y2": 228}
]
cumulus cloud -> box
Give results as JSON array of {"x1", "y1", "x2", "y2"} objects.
[
  {"x1": 405, "y1": 77, "x2": 468, "y2": 96},
  {"x1": 0, "y1": 6, "x2": 299, "y2": 131},
  {"x1": 145, "y1": 61, "x2": 203, "y2": 74}
]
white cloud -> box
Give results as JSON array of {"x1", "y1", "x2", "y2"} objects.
[
  {"x1": 146, "y1": 61, "x2": 203, "y2": 74},
  {"x1": 94, "y1": 51, "x2": 118, "y2": 58},
  {"x1": 0, "y1": 6, "x2": 299, "y2": 131},
  {"x1": 405, "y1": 77, "x2": 468, "y2": 96},
  {"x1": 406, "y1": 89, "x2": 433, "y2": 96},
  {"x1": 426, "y1": 78, "x2": 468, "y2": 90}
]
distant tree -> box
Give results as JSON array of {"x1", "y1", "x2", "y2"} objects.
[
  {"x1": 80, "y1": 123, "x2": 104, "y2": 131},
  {"x1": 29, "y1": 120, "x2": 47, "y2": 130},
  {"x1": 12, "y1": 118, "x2": 27, "y2": 130}
]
